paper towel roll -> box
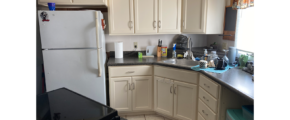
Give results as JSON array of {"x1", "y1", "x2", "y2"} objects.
[{"x1": 114, "y1": 42, "x2": 123, "y2": 58}]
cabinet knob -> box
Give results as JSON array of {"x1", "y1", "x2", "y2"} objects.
[
  {"x1": 153, "y1": 21, "x2": 156, "y2": 28},
  {"x1": 130, "y1": 21, "x2": 133, "y2": 29},
  {"x1": 204, "y1": 84, "x2": 210, "y2": 88},
  {"x1": 158, "y1": 21, "x2": 161, "y2": 28}
]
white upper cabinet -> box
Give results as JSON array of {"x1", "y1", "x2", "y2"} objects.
[
  {"x1": 38, "y1": 0, "x2": 107, "y2": 5},
  {"x1": 181, "y1": 0, "x2": 225, "y2": 34},
  {"x1": 181, "y1": 0, "x2": 206, "y2": 33},
  {"x1": 108, "y1": 0, "x2": 181, "y2": 35},
  {"x1": 158, "y1": 0, "x2": 181, "y2": 33},
  {"x1": 108, "y1": 0, "x2": 134, "y2": 34},
  {"x1": 134, "y1": 0, "x2": 157, "y2": 34},
  {"x1": 72, "y1": 0, "x2": 107, "y2": 5},
  {"x1": 38, "y1": 0, "x2": 72, "y2": 5}
]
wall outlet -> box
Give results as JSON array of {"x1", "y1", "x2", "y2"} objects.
[
  {"x1": 134, "y1": 42, "x2": 137, "y2": 49},
  {"x1": 222, "y1": 42, "x2": 228, "y2": 50}
]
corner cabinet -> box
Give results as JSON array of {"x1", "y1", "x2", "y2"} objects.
[
  {"x1": 154, "y1": 66, "x2": 198, "y2": 120},
  {"x1": 38, "y1": 0, "x2": 107, "y2": 6},
  {"x1": 108, "y1": 65, "x2": 153, "y2": 112},
  {"x1": 181, "y1": 0, "x2": 225, "y2": 34}
]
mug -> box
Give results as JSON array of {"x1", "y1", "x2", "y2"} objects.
[{"x1": 199, "y1": 60, "x2": 208, "y2": 69}]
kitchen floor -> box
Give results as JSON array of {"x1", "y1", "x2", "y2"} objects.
[{"x1": 120, "y1": 114, "x2": 171, "y2": 120}]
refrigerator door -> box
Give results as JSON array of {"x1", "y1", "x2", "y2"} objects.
[
  {"x1": 38, "y1": 11, "x2": 101, "y2": 49},
  {"x1": 42, "y1": 49, "x2": 106, "y2": 104}
]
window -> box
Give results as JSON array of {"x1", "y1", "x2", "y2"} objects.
[{"x1": 235, "y1": 7, "x2": 255, "y2": 53}]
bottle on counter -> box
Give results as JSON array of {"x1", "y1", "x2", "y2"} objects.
[
  {"x1": 172, "y1": 43, "x2": 176, "y2": 58},
  {"x1": 204, "y1": 49, "x2": 208, "y2": 60}
]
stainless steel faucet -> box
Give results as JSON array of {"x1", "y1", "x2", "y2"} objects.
[{"x1": 187, "y1": 37, "x2": 192, "y2": 59}]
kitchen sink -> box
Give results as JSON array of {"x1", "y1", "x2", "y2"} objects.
[{"x1": 159, "y1": 59, "x2": 199, "y2": 67}]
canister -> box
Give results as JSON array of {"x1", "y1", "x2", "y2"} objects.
[{"x1": 161, "y1": 46, "x2": 167, "y2": 57}]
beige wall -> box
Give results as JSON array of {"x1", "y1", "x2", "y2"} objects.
[{"x1": 105, "y1": 34, "x2": 207, "y2": 52}]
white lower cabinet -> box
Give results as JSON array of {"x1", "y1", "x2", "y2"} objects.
[
  {"x1": 154, "y1": 76, "x2": 198, "y2": 120},
  {"x1": 132, "y1": 76, "x2": 153, "y2": 111},
  {"x1": 109, "y1": 65, "x2": 224, "y2": 120},
  {"x1": 173, "y1": 81, "x2": 198, "y2": 120},
  {"x1": 154, "y1": 77, "x2": 174, "y2": 116},
  {"x1": 109, "y1": 76, "x2": 153, "y2": 112},
  {"x1": 109, "y1": 77, "x2": 132, "y2": 112}
]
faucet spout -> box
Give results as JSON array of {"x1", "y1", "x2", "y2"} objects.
[{"x1": 187, "y1": 37, "x2": 191, "y2": 59}]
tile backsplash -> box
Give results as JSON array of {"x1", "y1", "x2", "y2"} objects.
[{"x1": 104, "y1": 34, "x2": 207, "y2": 52}]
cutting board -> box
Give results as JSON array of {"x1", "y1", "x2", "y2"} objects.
[{"x1": 146, "y1": 46, "x2": 157, "y2": 55}]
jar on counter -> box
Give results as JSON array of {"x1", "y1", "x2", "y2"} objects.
[{"x1": 161, "y1": 46, "x2": 167, "y2": 57}]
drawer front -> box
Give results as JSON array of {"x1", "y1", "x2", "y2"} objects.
[
  {"x1": 198, "y1": 99, "x2": 216, "y2": 120},
  {"x1": 199, "y1": 74, "x2": 219, "y2": 98},
  {"x1": 154, "y1": 65, "x2": 198, "y2": 84},
  {"x1": 198, "y1": 113, "x2": 206, "y2": 120},
  {"x1": 199, "y1": 87, "x2": 218, "y2": 113},
  {"x1": 109, "y1": 65, "x2": 153, "y2": 77}
]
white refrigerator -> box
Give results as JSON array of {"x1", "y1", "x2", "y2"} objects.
[{"x1": 38, "y1": 10, "x2": 107, "y2": 105}]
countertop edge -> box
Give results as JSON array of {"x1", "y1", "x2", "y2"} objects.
[{"x1": 107, "y1": 62, "x2": 254, "y2": 101}]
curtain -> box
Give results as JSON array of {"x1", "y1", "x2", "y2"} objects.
[
  {"x1": 235, "y1": 7, "x2": 255, "y2": 53},
  {"x1": 232, "y1": 0, "x2": 254, "y2": 9}
]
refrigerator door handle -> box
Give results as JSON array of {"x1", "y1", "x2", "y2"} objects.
[
  {"x1": 98, "y1": 48, "x2": 102, "y2": 77},
  {"x1": 96, "y1": 12, "x2": 102, "y2": 77}
]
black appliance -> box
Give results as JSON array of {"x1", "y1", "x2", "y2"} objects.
[
  {"x1": 215, "y1": 58, "x2": 227, "y2": 70},
  {"x1": 37, "y1": 88, "x2": 123, "y2": 120}
]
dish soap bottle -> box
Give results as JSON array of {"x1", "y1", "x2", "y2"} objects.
[
  {"x1": 204, "y1": 49, "x2": 208, "y2": 60},
  {"x1": 172, "y1": 43, "x2": 176, "y2": 58}
]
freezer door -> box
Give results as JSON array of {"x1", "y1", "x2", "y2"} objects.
[
  {"x1": 38, "y1": 11, "x2": 103, "y2": 49},
  {"x1": 42, "y1": 49, "x2": 106, "y2": 104}
]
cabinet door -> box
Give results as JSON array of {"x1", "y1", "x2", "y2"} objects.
[
  {"x1": 38, "y1": 0, "x2": 71, "y2": 4},
  {"x1": 154, "y1": 76, "x2": 174, "y2": 116},
  {"x1": 132, "y1": 76, "x2": 153, "y2": 111},
  {"x1": 109, "y1": 77, "x2": 132, "y2": 111},
  {"x1": 134, "y1": 0, "x2": 157, "y2": 34},
  {"x1": 158, "y1": 0, "x2": 181, "y2": 33},
  {"x1": 109, "y1": 0, "x2": 134, "y2": 34},
  {"x1": 73, "y1": 0, "x2": 106, "y2": 5},
  {"x1": 173, "y1": 81, "x2": 198, "y2": 120},
  {"x1": 181, "y1": 0, "x2": 206, "y2": 33}
]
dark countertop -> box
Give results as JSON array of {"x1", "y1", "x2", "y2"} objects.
[
  {"x1": 37, "y1": 88, "x2": 120, "y2": 120},
  {"x1": 107, "y1": 57, "x2": 254, "y2": 101}
]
